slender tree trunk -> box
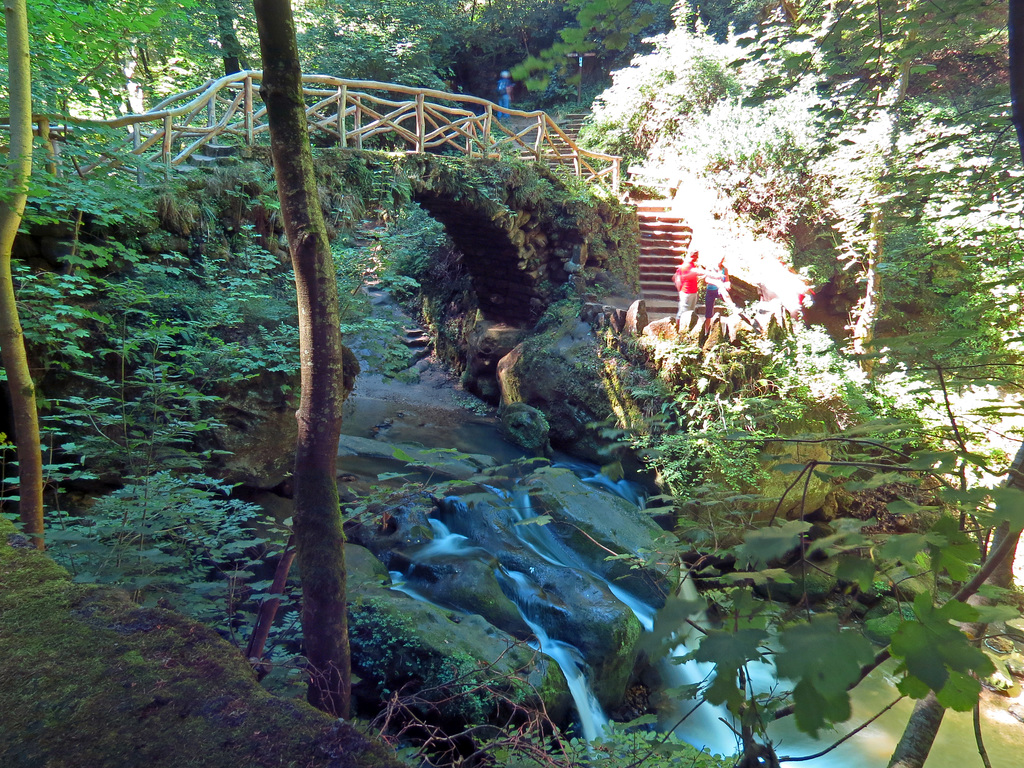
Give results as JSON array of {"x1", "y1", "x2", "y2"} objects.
[
  {"x1": 1, "y1": 0, "x2": 44, "y2": 549},
  {"x1": 246, "y1": 536, "x2": 296, "y2": 668},
  {"x1": 851, "y1": 46, "x2": 913, "y2": 373},
  {"x1": 888, "y1": 692, "x2": 945, "y2": 768},
  {"x1": 887, "y1": 443, "x2": 1024, "y2": 767},
  {"x1": 254, "y1": 0, "x2": 353, "y2": 718},
  {"x1": 215, "y1": 0, "x2": 246, "y2": 76},
  {"x1": 1011, "y1": 0, "x2": 1024, "y2": 159}
]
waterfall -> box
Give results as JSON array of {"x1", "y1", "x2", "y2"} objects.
[
  {"x1": 499, "y1": 569, "x2": 609, "y2": 741},
  {"x1": 389, "y1": 492, "x2": 611, "y2": 740},
  {"x1": 553, "y1": 457, "x2": 648, "y2": 508}
]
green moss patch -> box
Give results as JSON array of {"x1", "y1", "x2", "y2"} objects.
[{"x1": 0, "y1": 518, "x2": 400, "y2": 768}]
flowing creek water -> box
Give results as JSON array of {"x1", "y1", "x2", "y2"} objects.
[{"x1": 338, "y1": 368, "x2": 1024, "y2": 766}]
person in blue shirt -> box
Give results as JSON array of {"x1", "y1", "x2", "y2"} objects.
[{"x1": 496, "y1": 70, "x2": 513, "y2": 117}]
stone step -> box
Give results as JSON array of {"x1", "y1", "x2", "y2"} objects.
[
  {"x1": 640, "y1": 255, "x2": 679, "y2": 267},
  {"x1": 639, "y1": 299, "x2": 678, "y2": 317},
  {"x1": 639, "y1": 220, "x2": 691, "y2": 231},
  {"x1": 636, "y1": 211, "x2": 687, "y2": 219},
  {"x1": 202, "y1": 143, "x2": 239, "y2": 158},
  {"x1": 640, "y1": 270, "x2": 678, "y2": 283},
  {"x1": 640, "y1": 241, "x2": 690, "y2": 251},
  {"x1": 640, "y1": 233, "x2": 691, "y2": 244}
]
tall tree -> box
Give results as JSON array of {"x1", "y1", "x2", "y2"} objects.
[
  {"x1": 213, "y1": 0, "x2": 246, "y2": 75},
  {"x1": 254, "y1": 0, "x2": 353, "y2": 717},
  {"x1": 1, "y1": 0, "x2": 44, "y2": 548}
]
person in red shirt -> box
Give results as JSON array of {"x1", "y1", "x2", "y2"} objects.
[{"x1": 673, "y1": 250, "x2": 703, "y2": 323}]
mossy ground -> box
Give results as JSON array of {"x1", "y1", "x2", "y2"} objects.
[{"x1": 0, "y1": 518, "x2": 401, "y2": 768}]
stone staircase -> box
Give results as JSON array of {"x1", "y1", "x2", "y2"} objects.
[
  {"x1": 559, "y1": 112, "x2": 590, "y2": 142},
  {"x1": 181, "y1": 142, "x2": 239, "y2": 170},
  {"x1": 634, "y1": 200, "x2": 693, "y2": 319}
]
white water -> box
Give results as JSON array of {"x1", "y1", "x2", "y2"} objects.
[
  {"x1": 501, "y1": 569, "x2": 609, "y2": 741},
  {"x1": 390, "y1": 497, "x2": 612, "y2": 740},
  {"x1": 553, "y1": 457, "x2": 648, "y2": 508}
]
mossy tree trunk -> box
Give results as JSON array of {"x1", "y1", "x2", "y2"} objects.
[
  {"x1": 214, "y1": 0, "x2": 245, "y2": 76},
  {"x1": 0, "y1": 0, "x2": 44, "y2": 549},
  {"x1": 254, "y1": 0, "x2": 351, "y2": 718},
  {"x1": 888, "y1": 442, "x2": 1024, "y2": 768}
]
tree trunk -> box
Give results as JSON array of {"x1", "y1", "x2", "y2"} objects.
[
  {"x1": 1, "y1": 0, "x2": 44, "y2": 549},
  {"x1": 1011, "y1": 0, "x2": 1024, "y2": 160},
  {"x1": 888, "y1": 692, "x2": 945, "y2": 768},
  {"x1": 887, "y1": 443, "x2": 1024, "y2": 767},
  {"x1": 215, "y1": 0, "x2": 245, "y2": 76},
  {"x1": 851, "y1": 48, "x2": 913, "y2": 373},
  {"x1": 254, "y1": 0, "x2": 353, "y2": 718}
]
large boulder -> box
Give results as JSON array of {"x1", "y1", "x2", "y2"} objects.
[
  {"x1": 0, "y1": 518, "x2": 401, "y2": 768},
  {"x1": 345, "y1": 543, "x2": 570, "y2": 725},
  {"x1": 496, "y1": 320, "x2": 641, "y2": 462},
  {"x1": 521, "y1": 465, "x2": 670, "y2": 608},
  {"x1": 209, "y1": 376, "x2": 299, "y2": 489}
]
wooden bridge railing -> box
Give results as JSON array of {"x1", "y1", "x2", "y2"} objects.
[{"x1": 27, "y1": 71, "x2": 620, "y2": 192}]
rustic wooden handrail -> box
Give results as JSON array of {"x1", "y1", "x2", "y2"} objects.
[{"x1": 20, "y1": 71, "x2": 620, "y2": 192}]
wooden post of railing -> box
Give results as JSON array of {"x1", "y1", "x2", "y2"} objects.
[
  {"x1": 534, "y1": 116, "x2": 544, "y2": 160},
  {"x1": 133, "y1": 123, "x2": 144, "y2": 185},
  {"x1": 354, "y1": 96, "x2": 363, "y2": 150},
  {"x1": 162, "y1": 113, "x2": 172, "y2": 171},
  {"x1": 207, "y1": 94, "x2": 216, "y2": 127},
  {"x1": 484, "y1": 105, "x2": 493, "y2": 155},
  {"x1": 338, "y1": 86, "x2": 346, "y2": 147},
  {"x1": 415, "y1": 93, "x2": 425, "y2": 152},
  {"x1": 612, "y1": 158, "x2": 620, "y2": 194},
  {"x1": 243, "y1": 75, "x2": 254, "y2": 146}
]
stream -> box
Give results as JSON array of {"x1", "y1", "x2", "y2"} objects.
[{"x1": 338, "y1": 358, "x2": 1024, "y2": 766}]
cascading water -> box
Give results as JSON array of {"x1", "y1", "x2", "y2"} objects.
[
  {"x1": 387, "y1": 501, "x2": 613, "y2": 739},
  {"x1": 342, "y1": 382, "x2": 1024, "y2": 767},
  {"x1": 498, "y1": 568, "x2": 609, "y2": 741}
]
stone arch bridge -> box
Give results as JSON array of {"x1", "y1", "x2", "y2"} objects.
[{"x1": 335, "y1": 150, "x2": 640, "y2": 326}]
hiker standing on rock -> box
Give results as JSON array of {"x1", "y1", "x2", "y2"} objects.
[{"x1": 703, "y1": 255, "x2": 737, "y2": 329}]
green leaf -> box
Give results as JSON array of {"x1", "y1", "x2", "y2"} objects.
[
  {"x1": 988, "y1": 487, "x2": 1024, "y2": 528},
  {"x1": 775, "y1": 615, "x2": 875, "y2": 735},
  {"x1": 935, "y1": 669, "x2": 981, "y2": 712},
  {"x1": 692, "y1": 627, "x2": 768, "y2": 668},
  {"x1": 835, "y1": 555, "x2": 876, "y2": 592},
  {"x1": 878, "y1": 533, "x2": 929, "y2": 564},
  {"x1": 734, "y1": 520, "x2": 812, "y2": 569}
]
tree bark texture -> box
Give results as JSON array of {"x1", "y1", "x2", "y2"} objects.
[
  {"x1": 254, "y1": 0, "x2": 352, "y2": 718},
  {"x1": 1, "y1": 0, "x2": 45, "y2": 548},
  {"x1": 215, "y1": 0, "x2": 245, "y2": 76},
  {"x1": 888, "y1": 692, "x2": 945, "y2": 768},
  {"x1": 1010, "y1": 0, "x2": 1024, "y2": 159},
  {"x1": 887, "y1": 442, "x2": 1024, "y2": 767}
]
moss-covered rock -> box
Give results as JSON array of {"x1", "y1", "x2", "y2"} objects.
[
  {"x1": 0, "y1": 518, "x2": 401, "y2": 768},
  {"x1": 522, "y1": 465, "x2": 670, "y2": 607},
  {"x1": 344, "y1": 545, "x2": 570, "y2": 724},
  {"x1": 496, "y1": 304, "x2": 647, "y2": 463},
  {"x1": 497, "y1": 402, "x2": 551, "y2": 455}
]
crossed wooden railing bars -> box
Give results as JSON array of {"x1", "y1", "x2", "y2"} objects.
[{"x1": 23, "y1": 71, "x2": 620, "y2": 192}]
